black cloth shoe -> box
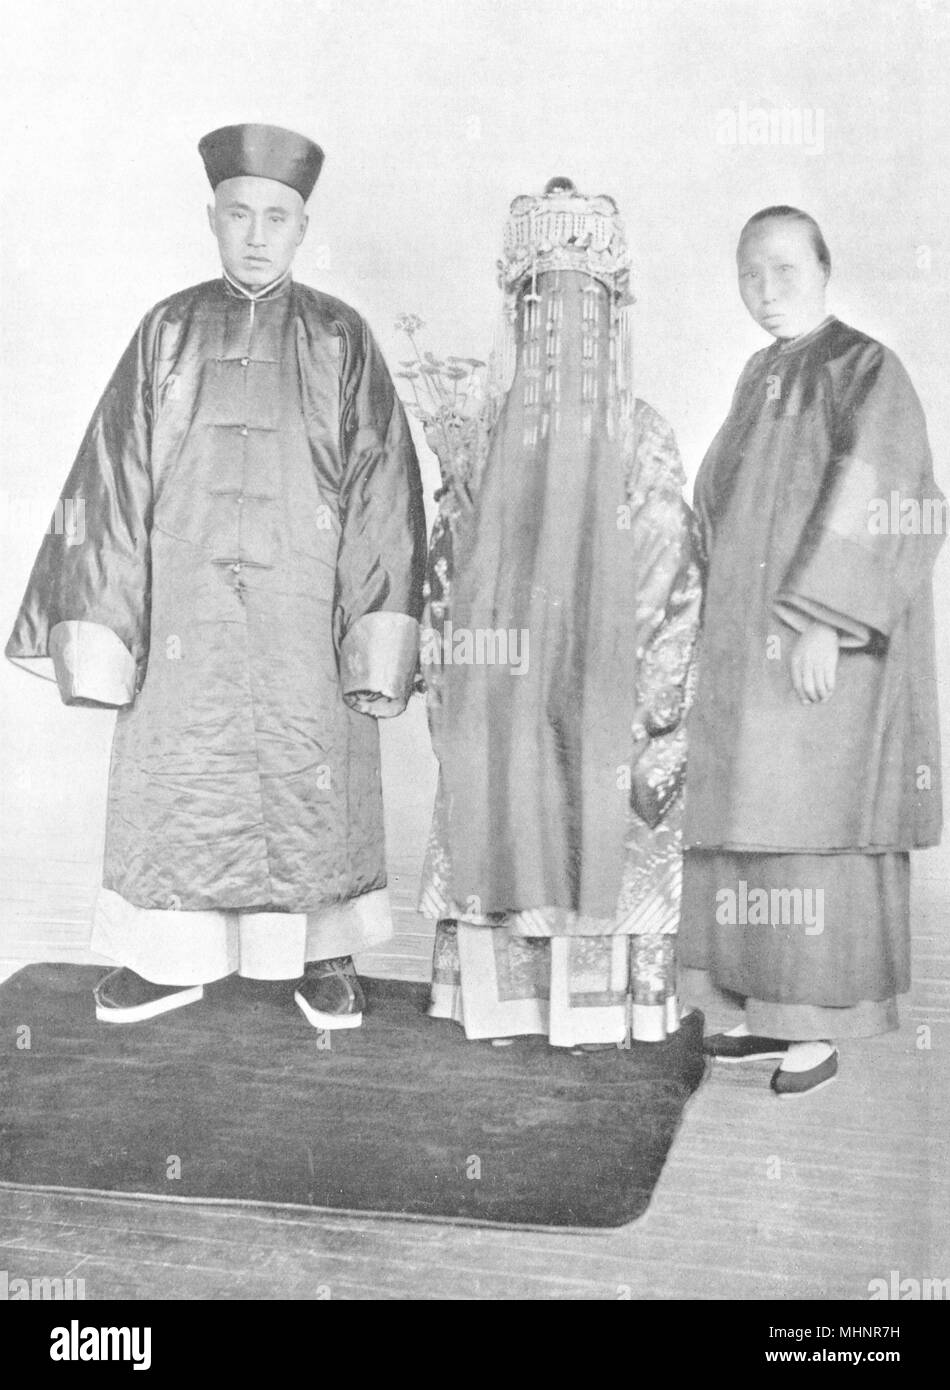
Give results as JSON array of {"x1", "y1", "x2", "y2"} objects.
[
  {"x1": 771, "y1": 1048, "x2": 839, "y2": 1098},
  {"x1": 702, "y1": 1031, "x2": 791, "y2": 1062},
  {"x1": 94, "y1": 967, "x2": 203, "y2": 1024},
  {"x1": 294, "y1": 956, "x2": 365, "y2": 1030}
]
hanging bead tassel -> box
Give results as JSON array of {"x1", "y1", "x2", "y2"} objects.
[
  {"x1": 522, "y1": 256, "x2": 543, "y2": 448},
  {"x1": 491, "y1": 289, "x2": 518, "y2": 396},
  {"x1": 610, "y1": 296, "x2": 636, "y2": 449},
  {"x1": 617, "y1": 299, "x2": 635, "y2": 404}
]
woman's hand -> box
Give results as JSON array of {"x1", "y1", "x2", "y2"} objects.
[{"x1": 790, "y1": 620, "x2": 840, "y2": 704}]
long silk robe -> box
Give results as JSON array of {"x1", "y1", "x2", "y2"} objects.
[
  {"x1": 684, "y1": 316, "x2": 943, "y2": 853},
  {"x1": 6, "y1": 274, "x2": 426, "y2": 916},
  {"x1": 680, "y1": 315, "x2": 943, "y2": 1032}
]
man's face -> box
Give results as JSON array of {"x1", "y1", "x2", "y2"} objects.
[
  {"x1": 208, "y1": 175, "x2": 308, "y2": 289},
  {"x1": 736, "y1": 218, "x2": 828, "y2": 340}
]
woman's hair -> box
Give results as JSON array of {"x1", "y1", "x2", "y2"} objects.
[{"x1": 739, "y1": 205, "x2": 831, "y2": 277}]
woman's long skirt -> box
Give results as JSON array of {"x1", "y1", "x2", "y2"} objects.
[{"x1": 678, "y1": 849, "x2": 910, "y2": 1039}]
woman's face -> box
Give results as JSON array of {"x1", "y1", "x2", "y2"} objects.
[{"x1": 736, "y1": 218, "x2": 828, "y2": 340}]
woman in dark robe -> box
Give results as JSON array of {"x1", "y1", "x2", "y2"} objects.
[
  {"x1": 417, "y1": 179, "x2": 702, "y2": 1048},
  {"x1": 680, "y1": 206, "x2": 944, "y2": 1095}
]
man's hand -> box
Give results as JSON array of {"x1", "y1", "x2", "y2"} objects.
[{"x1": 789, "y1": 619, "x2": 839, "y2": 704}]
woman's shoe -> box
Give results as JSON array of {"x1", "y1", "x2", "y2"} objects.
[{"x1": 770, "y1": 1046, "x2": 839, "y2": 1097}]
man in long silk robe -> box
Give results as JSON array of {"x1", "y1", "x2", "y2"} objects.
[
  {"x1": 680, "y1": 207, "x2": 943, "y2": 1096},
  {"x1": 6, "y1": 124, "x2": 426, "y2": 1029}
]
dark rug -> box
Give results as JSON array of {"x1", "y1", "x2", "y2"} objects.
[{"x1": 0, "y1": 965, "x2": 705, "y2": 1229}]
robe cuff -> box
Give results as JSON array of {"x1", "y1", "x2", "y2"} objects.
[
  {"x1": 340, "y1": 612, "x2": 420, "y2": 717},
  {"x1": 48, "y1": 621, "x2": 137, "y2": 707},
  {"x1": 773, "y1": 595, "x2": 873, "y2": 650},
  {"x1": 776, "y1": 535, "x2": 904, "y2": 644}
]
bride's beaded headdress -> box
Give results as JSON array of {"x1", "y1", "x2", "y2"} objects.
[
  {"x1": 493, "y1": 177, "x2": 635, "y2": 411},
  {"x1": 500, "y1": 177, "x2": 631, "y2": 294}
]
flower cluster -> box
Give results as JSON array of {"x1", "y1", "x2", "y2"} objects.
[
  {"x1": 394, "y1": 314, "x2": 492, "y2": 509},
  {"x1": 394, "y1": 314, "x2": 485, "y2": 415}
]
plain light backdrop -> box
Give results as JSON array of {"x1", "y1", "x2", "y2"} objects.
[{"x1": 2, "y1": 0, "x2": 948, "y2": 925}]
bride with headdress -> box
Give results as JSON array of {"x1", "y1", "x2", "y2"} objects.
[{"x1": 416, "y1": 178, "x2": 702, "y2": 1049}]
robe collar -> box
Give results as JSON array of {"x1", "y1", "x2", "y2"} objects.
[
  {"x1": 222, "y1": 268, "x2": 293, "y2": 303},
  {"x1": 770, "y1": 313, "x2": 837, "y2": 357}
]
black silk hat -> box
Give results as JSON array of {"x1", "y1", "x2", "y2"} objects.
[{"x1": 198, "y1": 124, "x2": 325, "y2": 201}]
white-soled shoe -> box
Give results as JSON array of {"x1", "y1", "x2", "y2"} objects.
[
  {"x1": 294, "y1": 956, "x2": 365, "y2": 1030},
  {"x1": 770, "y1": 1043, "x2": 838, "y2": 1098},
  {"x1": 94, "y1": 967, "x2": 203, "y2": 1024}
]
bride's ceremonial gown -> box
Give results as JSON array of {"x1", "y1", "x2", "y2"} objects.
[{"x1": 419, "y1": 262, "x2": 701, "y2": 1046}]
